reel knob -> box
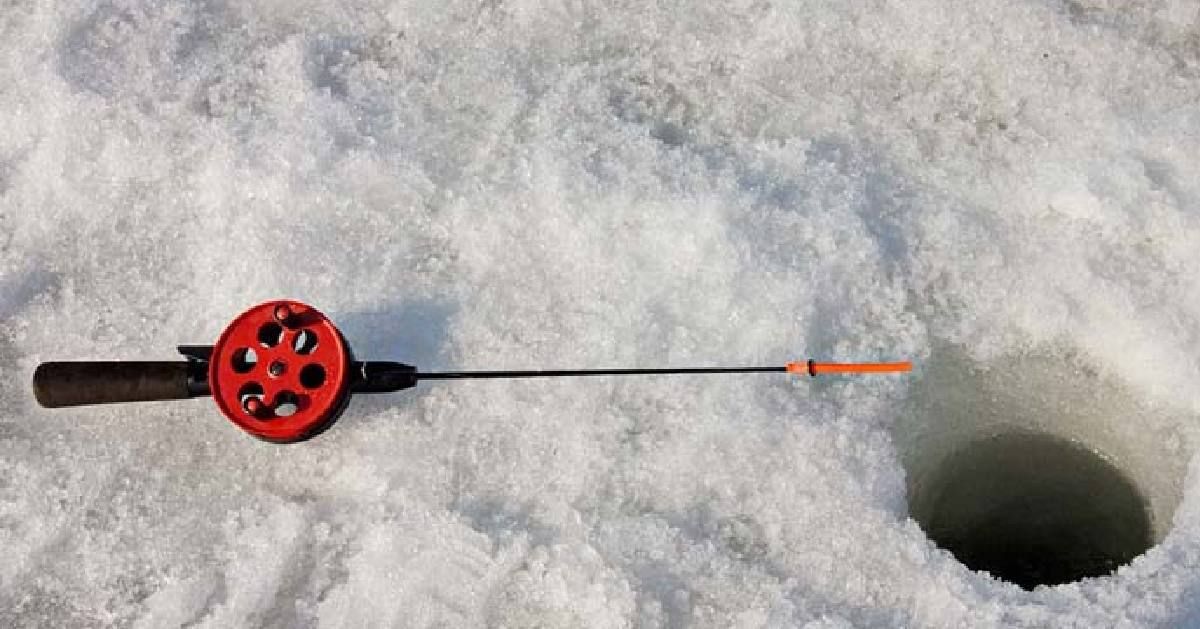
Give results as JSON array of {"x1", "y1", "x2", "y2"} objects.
[{"x1": 209, "y1": 300, "x2": 352, "y2": 442}]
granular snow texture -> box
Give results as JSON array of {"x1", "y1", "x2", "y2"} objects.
[{"x1": 3, "y1": 0, "x2": 1200, "y2": 626}]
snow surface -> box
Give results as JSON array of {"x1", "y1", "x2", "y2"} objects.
[{"x1": 3, "y1": 0, "x2": 1200, "y2": 626}]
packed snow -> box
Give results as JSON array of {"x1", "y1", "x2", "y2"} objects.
[{"x1": 3, "y1": 0, "x2": 1200, "y2": 625}]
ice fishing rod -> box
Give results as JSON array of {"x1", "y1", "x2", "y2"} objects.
[{"x1": 32, "y1": 300, "x2": 912, "y2": 443}]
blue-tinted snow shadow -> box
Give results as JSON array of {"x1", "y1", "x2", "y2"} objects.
[
  {"x1": 334, "y1": 298, "x2": 457, "y2": 415},
  {"x1": 337, "y1": 298, "x2": 456, "y2": 369},
  {"x1": 1170, "y1": 545, "x2": 1200, "y2": 624},
  {"x1": 1177, "y1": 593, "x2": 1200, "y2": 624},
  {"x1": 0, "y1": 267, "x2": 60, "y2": 324}
]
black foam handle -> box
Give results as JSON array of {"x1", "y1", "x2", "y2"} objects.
[{"x1": 33, "y1": 361, "x2": 193, "y2": 408}]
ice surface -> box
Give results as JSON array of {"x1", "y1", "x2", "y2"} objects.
[{"x1": 3, "y1": 0, "x2": 1200, "y2": 626}]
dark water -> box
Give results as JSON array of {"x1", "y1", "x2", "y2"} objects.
[{"x1": 909, "y1": 432, "x2": 1152, "y2": 590}]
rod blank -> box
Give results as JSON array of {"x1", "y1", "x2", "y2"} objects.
[
  {"x1": 416, "y1": 366, "x2": 788, "y2": 380},
  {"x1": 419, "y1": 361, "x2": 913, "y2": 381}
]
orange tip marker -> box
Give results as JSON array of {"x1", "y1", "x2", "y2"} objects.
[{"x1": 787, "y1": 360, "x2": 913, "y2": 377}]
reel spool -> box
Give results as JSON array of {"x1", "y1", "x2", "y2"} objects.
[{"x1": 209, "y1": 301, "x2": 352, "y2": 443}]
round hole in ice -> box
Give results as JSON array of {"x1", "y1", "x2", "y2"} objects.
[
  {"x1": 894, "y1": 345, "x2": 1190, "y2": 590},
  {"x1": 910, "y1": 432, "x2": 1150, "y2": 589}
]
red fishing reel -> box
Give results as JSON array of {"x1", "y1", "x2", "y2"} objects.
[
  {"x1": 209, "y1": 301, "x2": 352, "y2": 442},
  {"x1": 33, "y1": 299, "x2": 418, "y2": 444}
]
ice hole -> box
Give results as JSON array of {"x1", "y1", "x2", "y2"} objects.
[
  {"x1": 894, "y1": 345, "x2": 1189, "y2": 590},
  {"x1": 911, "y1": 432, "x2": 1150, "y2": 589}
]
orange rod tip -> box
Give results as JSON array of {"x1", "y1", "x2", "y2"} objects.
[
  {"x1": 789, "y1": 360, "x2": 913, "y2": 376},
  {"x1": 810, "y1": 361, "x2": 912, "y2": 375}
]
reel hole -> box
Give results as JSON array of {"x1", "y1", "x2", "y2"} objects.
[
  {"x1": 299, "y1": 363, "x2": 326, "y2": 389},
  {"x1": 258, "y1": 322, "x2": 284, "y2": 348},
  {"x1": 238, "y1": 382, "x2": 265, "y2": 415},
  {"x1": 274, "y1": 391, "x2": 299, "y2": 417},
  {"x1": 231, "y1": 347, "x2": 258, "y2": 373},
  {"x1": 293, "y1": 329, "x2": 319, "y2": 355}
]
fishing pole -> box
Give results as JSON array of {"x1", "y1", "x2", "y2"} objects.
[{"x1": 32, "y1": 300, "x2": 912, "y2": 443}]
